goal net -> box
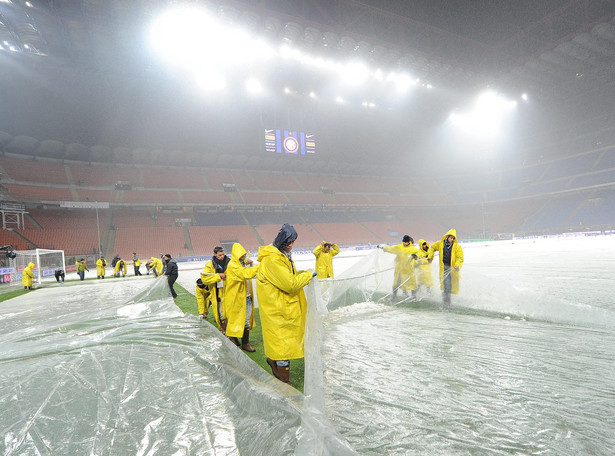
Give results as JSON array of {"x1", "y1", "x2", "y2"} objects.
[{"x1": 9, "y1": 248, "x2": 66, "y2": 286}]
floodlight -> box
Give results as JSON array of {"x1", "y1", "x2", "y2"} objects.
[
  {"x1": 339, "y1": 62, "x2": 369, "y2": 85},
  {"x1": 284, "y1": 87, "x2": 291, "y2": 94},
  {"x1": 196, "y1": 73, "x2": 226, "y2": 92},
  {"x1": 522, "y1": 93, "x2": 529, "y2": 101},
  {"x1": 335, "y1": 96, "x2": 344, "y2": 103},
  {"x1": 246, "y1": 78, "x2": 263, "y2": 94},
  {"x1": 309, "y1": 91, "x2": 316, "y2": 98}
]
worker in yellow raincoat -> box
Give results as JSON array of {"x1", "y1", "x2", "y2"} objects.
[
  {"x1": 22, "y1": 262, "x2": 35, "y2": 290},
  {"x1": 199, "y1": 246, "x2": 229, "y2": 329},
  {"x1": 313, "y1": 241, "x2": 340, "y2": 279},
  {"x1": 195, "y1": 278, "x2": 211, "y2": 318},
  {"x1": 257, "y1": 223, "x2": 315, "y2": 384},
  {"x1": 96, "y1": 256, "x2": 107, "y2": 279},
  {"x1": 224, "y1": 243, "x2": 259, "y2": 352},
  {"x1": 113, "y1": 257, "x2": 127, "y2": 277},
  {"x1": 428, "y1": 228, "x2": 464, "y2": 306},
  {"x1": 416, "y1": 239, "x2": 434, "y2": 290},
  {"x1": 381, "y1": 235, "x2": 420, "y2": 299},
  {"x1": 149, "y1": 256, "x2": 163, "y2": 277}
]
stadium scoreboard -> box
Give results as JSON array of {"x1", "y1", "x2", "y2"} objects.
[{"x1": 265, "y1": 129, "x2": 316, "y2": 155}]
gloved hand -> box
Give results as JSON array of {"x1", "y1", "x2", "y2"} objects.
[{"x1": 312, "y1": 271, "x2": 318, "y2": 277}]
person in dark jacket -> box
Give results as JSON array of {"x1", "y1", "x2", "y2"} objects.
[
  {"x1": 163, "y1": 253, "x2": 179, "y2": 299},
  {"x1": 54, "y1": 269, "x2": 65, "y2": 283}
]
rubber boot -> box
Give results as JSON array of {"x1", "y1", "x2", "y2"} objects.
[
  {"x1": 228, "y1": 336, "x2": 240, "y2": 347},
  {"x1": 266, "y1": 358, "x2": 290, "y2": 384},
  {"x1": 443, "y1": 293, "x2": 451, "y2": 307},
  {"x1": 219, "y1": 318, "x2": 228, "y2": 334},
  {"x1": 277, "y1": 362, "x2": 290, "y2": 384},
  {"x1": 241, "y1": 329, "x2": 256, "y2": 352},
  {"x1": 266, "y1": 357, "x2": 279, "y2": 379}
]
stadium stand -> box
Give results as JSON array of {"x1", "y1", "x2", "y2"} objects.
[
  {"x1": 2, "y1": 184, "x2": 74, "y2": 202},
  {"x1": 113, "y1": 226, "x2": 188, "y2": 259},
  {"x1": 1, "y1": 156, "x2": 69, "y2": 185},
  {"x1": 189, "y1": 225, "x2": 260, "y2": 254}
]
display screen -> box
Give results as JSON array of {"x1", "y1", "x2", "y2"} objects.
[{"x1": 265, "y1": 129, "x2": 315, "y2": 155}]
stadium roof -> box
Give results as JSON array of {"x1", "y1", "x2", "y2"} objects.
[{"x1": 1, "y1": 1, "x2": 614, "y2": 171}]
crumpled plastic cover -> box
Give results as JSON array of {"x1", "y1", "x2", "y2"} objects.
[
  {"x1": 303, "y1": 243, "x2": 615, "y2": 455},
  {"x1": 0, "y1": 277, "x2": 354, "y2": 455}
]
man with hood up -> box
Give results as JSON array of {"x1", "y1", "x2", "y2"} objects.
[
  {"x1": 416, "y1": 239, "x2": 434, "y2": 290},
  {"x1": 22, "y1": 262, "x2": 36, "y2": 290},
  {"x1": 200, "y1": 246, "x2": 230, "y2": 330},
  {"x1": 163, "y1": 254, "x2": 178, "y2": 298},
  {"x1": 256, "y1": 223, "x2": 316, "y2": 384},
  {"x1": 380, "y1": 235, "x2": 420, "y2": 299},
  {"x1": 224, "y1": 243, "x2": 259, "y2": 351},
  {"x1": 428, "y1": 228, "x2": 464, "y2": 306},
  {"x1": 96, "y1": 256, "x2": 107, "y2": 279}
]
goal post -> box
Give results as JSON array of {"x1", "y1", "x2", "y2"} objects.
[{"x1": 9, "y1": 248, "x2": 66, "y2": 286}]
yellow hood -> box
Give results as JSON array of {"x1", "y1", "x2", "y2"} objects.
[
  {"x1": 442, "y1": 228, "x2": 457, "y2": 242},
  {"x1": 231, "y1": 243, "x2": 247, "y2": 265},
  {"x1": 27, "y1": 262, "x2": 35, "y2": 268},
  {"x1": 257, "y1": 244, "x2": 282, "y2": 263}
]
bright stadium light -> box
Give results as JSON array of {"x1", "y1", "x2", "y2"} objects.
[
  {"x1": 448, "y1": 90, "x2": 518, "y2": 141},
  {"x1": 335, "y1": 96, "x2": 344, "y2": 103},
  {"x1": 245, "y1": 78, "x2": 263, "y2": 95},
  {"x1": 339, "y1": 61, "x2": 370, "y2": 85},
  {"x1": 522, "y1": 93, "x2": 529, "y2": 101},
  {"x1": 149, "y1": 6, "x2": 274, "y2": 70},
  {"x1": 196, "y1": 72, "x2": 226, "y2": 92}
]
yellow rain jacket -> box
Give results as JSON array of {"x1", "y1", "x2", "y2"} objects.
[
  {"x1": 150, "y1": 257, "x2": 163, "y2": 276},
  {"x1": 195, "y1": 282, "x2": 210, "y2": 316},
  {"x1": 133, "y1": 256, "x2": 141, "y2": 267},
  {"x1": 428, "y1": 228, "x2": 464, "y2": 294},
  {"x1": 225, "y1": 243, "x2": 259, "y2": 338},
  {"x1": 22, "y1": 262, "x2": 35, "y2": 287},
  {"x1": 76, "y1": 261, "x2": 89, "y2": 273},
  {"x1": 256, "y1": 244, "x2": 313, "y2": 361},
  {"x1": 113, "y1": 259, "x2": 127, "y2": 276},
  {"x1": 416, "y1": 239, "x2": 434, "y2": 288},
  {"x1": 96, "y1": 258, "x2": 107, "y2": 277},
  {"x1": 313, "y1": 242, "x2": 340, "y2": 279},
  {"x1": 383, "y1": 243, "x2": 419, "y2": 291},
  {"x1": 200, "y1": 260, "x2": 226, "y2": 326}
]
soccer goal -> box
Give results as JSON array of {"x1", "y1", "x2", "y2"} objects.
[{"x1": 9, "y1": 248, "x2": 66, "y2": 286}]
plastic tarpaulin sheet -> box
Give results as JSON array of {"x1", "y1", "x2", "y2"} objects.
[
  {"x1": 0, "y1": 277, "x2": 354, "y2": 455},
  {"x1": 303, "y1": 242, "x2": 615, "y2": 455}
]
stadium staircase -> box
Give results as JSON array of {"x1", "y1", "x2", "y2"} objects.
[
  {"x1": 241, "y1": 212, "x2": 264, "y2": 246},
  {"x1": 182, "y1": 225, "x2": 194, "y2": 255}
]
